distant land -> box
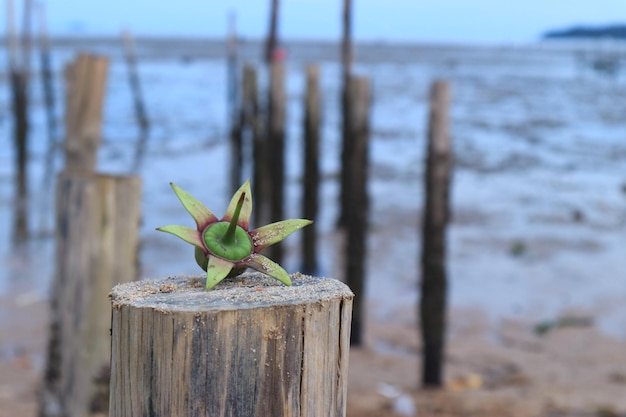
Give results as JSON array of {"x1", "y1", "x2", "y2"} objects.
[{"x1": 544, "y1": 24, "x2": 626, "y2": 39}]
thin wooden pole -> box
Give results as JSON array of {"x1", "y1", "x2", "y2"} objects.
[
  {"x1": 122, "y1": 30, "x2": 149, "y2": 135},
  {"x1": 338, "y1": 0, "x2": 354, "y2": 228},
  {"x1": 267, "y1": 61, "x2": 286, "y2": 264},
  {"x1": 64, "y1": 54, "x2": 109, "y2": 172},
  {"x1": 121, "y1": 30, "x2": 150, "y2": 172},
  {"x1": 39, "y1": 172, "x2": 142, "y2": 417},
  {"x1": 245, "y1": 65, "x2": 270, "y2": 228},
  {"x1": 36, "y1": 1, "x2": 58, "y2": 233},
  {"x1": 419, "y1": 80, "x2": 452, "y2": 388},
  {"x1": 227, "y1": 13, "x2": 242, "y2": 194},
  {"x1": 301, "y1": 65, "x2": 320, "y2": 275},
  {"x1": 344, "y1": 76, "x2": 370, "y2": 346},
  {"x1": 109, "y1": 274, "x2": 353, "y2": 417},
  {"x1": 264, "y1": 0, "x2": 279, "y2": 64},
  {"x1": 6, "y1": 0, "x2": 18, "y2": 72},
  {"x1": 341, "y1": 0, "x2": 353, "y2": 85},
  {"x1": 6, "y1": 0, "x2": 32, "y2": 243}
]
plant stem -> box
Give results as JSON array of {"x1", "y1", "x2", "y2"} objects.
[{"x1": 222, "y1": 192, "x2": 245, "y2": 245}]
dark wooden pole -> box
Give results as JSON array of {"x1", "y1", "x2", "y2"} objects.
[
  {"x1": 122, "y1": 30, "x2": 149, "y2": 135},
  {"x1": 227, "y1": 13, "x2": 242, "y2": 194},
  {"x1": 341, "y1": 0, "x2": 353, "y2": 93},
  {"x1": 109, "y1": 274, "x2": 353, "y2": 417},
  {"x1": 345, "y1": 76, "x2": 370, "y2": 346},
  {"x1": 36, "y1": 1, "x2": 58, "y2": 233},
  {"x1": 6, "y1": 0, "x2": 32, "y2": 243},
  {"x1": 419, "y1": 80, "x2": 452, "y2": 388},
  {"x1": 241, "y1": 65, "x2": 268, "y2": 229},
  {"x1": 301, "y1": 65, "x2": 320, "y2": 275},
  {"x1": 264, "y1": 0, "x2": 280, "y2": 64},
  {"x1": 37, "y1": 1, "x2": 57, "y2": 153},
  {"x1": 338, "y1": 0, "x2": 354, "y2": 228},
  {"x1": 121, "y1": 30, "x2": 150, "y2": 172},
  {"x1": 267, "y1": 62, "x2": 286, "y2": 264}
]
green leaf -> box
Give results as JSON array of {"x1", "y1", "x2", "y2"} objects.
[
  {"x1": 205, "y1": 256, "x2": 234, "y2": 291},
  {"x1": 156, "y1": 225, "x2": 205, "y2": 251},
  {"x1": 242, "y1": 254, "x2": 292, "y2": 286},
  {"x1": 170, "y1": 183, "x2": 218, "y2": 230},
  {"x1": 249, "y1": 219, "x2": 313, "y2": 252},
  {"x1": 222, "y1": 180, "x2": 252, "y2": 230}
]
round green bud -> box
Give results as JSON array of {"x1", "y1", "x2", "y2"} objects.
[{"x1": 203, "y1": 222, "x2": 253, "y2": 261}]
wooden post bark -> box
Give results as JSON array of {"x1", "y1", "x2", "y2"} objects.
[
  {"x1": 301, "y1": 65, "x2": 320, "y2": 275},
  {"x1": 344, "y1": 77, "x2": 370, "y2": 347},
  {"x1": 109, "y1": 274, "x2": 353, "y2": 417},
  {"x1": 419, "y1": 80, "x2": 452, "y2": 388},
  {"x1": 39, "y1": 172, "x2": 142, "y2": 417},
  {"x1": 64, "y1": 54, "x2": 109, "y2": 172},
  {"x1": 267, "y1": 62, "x2": 286, "y2": 263}
]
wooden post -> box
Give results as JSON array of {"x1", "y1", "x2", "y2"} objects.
[
  {"x1": 337, "y1": 0, "x2": 353, "y2": 228},
  {"x1": 121, "y1": 30, "x2": 150, "y2": 172},
  {"x1": 344, "y1": 77, "x2": 370, "y2": 347},
  {"x1": 301, "y1": 65, "x2": 320, "y2": 275},
  {"x1": 227, "y1": 12, "x2": 242, "y2": 194},
  {"x1": 36, "y1": 0, "x2": 58, "y2": 233},
  {"x1": 267, "y1": 62, "x2": 286, "y2": 263},
  {"x1": 264, "y1": 0, "x2": 280, "y2": 64},
  {"x1": 6, "y1": 0, "x2": 32, "y2": 243},
  {"x1": 39, "y1": 172, "x2": 142, "y2": 417},
  {"x1": 419, "y1": 80, "x2": 452, "y2": 388},
  {"x1": 243, "y1": 65, "x2": 268, "y2": 229},
  {"x1": 37, "y1": 1, "x2": 57, "y2": 150},
  {"x1": 109, "y1": 274, "x2": 353, "y2": 417},
  {"x1": 122, "y1": 30, "x2": 149, "y2": 135},
  {"x1": 64, "y1": 54, "x2": 109, "y2": 172}
]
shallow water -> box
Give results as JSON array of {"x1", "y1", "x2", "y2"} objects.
[{"x1": 0, "y1": 38, "x2": 624, "y2": 337}]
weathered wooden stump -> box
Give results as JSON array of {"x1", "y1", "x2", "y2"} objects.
[
  {"x1": 40, "y1": 172, "x2": 141, "y2": 417},
  {"x1": 109, "y1": 273, "x2": 353, "y2": 417}
]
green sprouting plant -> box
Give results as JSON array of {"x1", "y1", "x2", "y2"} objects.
[{"x1": 157, "y1": 180, "x2": 312, "y2": 291}]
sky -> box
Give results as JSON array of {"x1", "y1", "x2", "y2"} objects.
[{"x1": 13, "y1": 0, "x2": 626, "y2": 44}]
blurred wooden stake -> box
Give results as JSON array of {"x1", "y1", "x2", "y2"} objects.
[
  {"x1": 266, "y1": 62, "x2": 286, "y2": 264},
  {"x1": 265, "y1": 0, "x2": 280, "y2": 64},
  {"x1": 227, "y1": 12, "x2": 243, "y2": 194},
  {"x1": 121, "y1": 30, "x2": 150, "y2": 172},
  {"x1": 244, "y1": 66, "x2": 269, "y2": 228},
  {"x1": 345, "y1": 76, "x2": 370, "y2": 346},
  {"x1": 338, "y1": 0, "x2": 354, "y2": 228},
  {"x1": 64, "y1": 54, "x2": 109, "y2": 172},
  {"x1": 420, "y1": 80, "x2": 452, "y2": 388},
  {"x1": 6, "y1": 0, "x2": 32, "y2": 243},
  {"x1": 36, "y1": 0, "x2": 58, "y2": 234},
  {"x1": 301, "y1": 65, "x2": 321, "y2": 275}
]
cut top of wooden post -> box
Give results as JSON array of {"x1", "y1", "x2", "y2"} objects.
[
  {"x1": 110, "y1": 273, "x2": 354, "y2": 417},
  {"x1": 111, "y1": 272, "x2": 353, "y2": 312}
]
